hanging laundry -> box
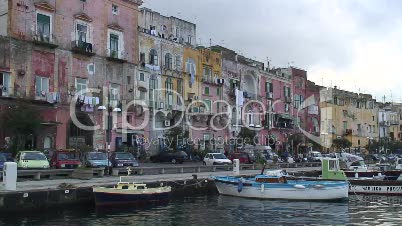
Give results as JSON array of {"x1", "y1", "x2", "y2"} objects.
[{"x1": 46, "y1": 92, "x2": 54, "y2": 104}]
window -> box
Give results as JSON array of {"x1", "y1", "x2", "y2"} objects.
[
  {"x1": 139, "y1": 90, "x2": 146, "y2": 100},
  {"x1": 0, "y1": 73, "x2": 10, "y2": 97},
  {"x1": 37, "y1": 13, "x2": 50, "y2": 38},
  {"x1": 177, "y1": 80, "x2": 182, "y2": 94},
  {"x1": 175, "y1": 56, "x2": 181, "y2": 70},
  {"x1": 294, "y1": 94, "x2": 300, "y2": 109},
  {"x1": 127, "y1": 76, "x2": 131, "y2": 85},
  {"x1": 75, "y1": 78, "x2": 88, "y2": 93},
  {"x1": 230, "y1": 79, "x2": 240, "y2": 89},
  {"x1": 343, "y1": 121, "x2": 348, "y2": 131},
  {"x1": 285, "y1": 103, "x2": 289, "y2": 112},
  {"x1": 112, "y1": 4, "x2": 119, "y2": 15},
  {"x1": 283, "y1": 86, "x2": 291, "y2": 97},
  {"x1": 204, "y1": 100, "x2": 212, "y2": 113},
  {"x1": 165, "y1": 78, "x2": 173, "y2": 91},
  {"x1": 165, "y1": 53, "x2": 172, "y2": 69},
  {"x1": 217, "y1": 87, "x2": 220, "y2": 96},
  {"x1": 35, "y1": 76, "x2": 49, "y2": 97},
  {"x1": 175, "y1": 27, "x2": 180, "y2": 37},
  {"x1": 110, "y1": 84, "x2": 120, "y2": 101},
  {"x1": 109, "y1": 34, "x2": 119, "y2": 56},
  {"x1": 204, "y1": 86, "x2": 210, "y2": 95},
  {"x1": 203, "y1": 67, "x2": 212, "y2": 82},
  {"x1": 139, "y1": 73, "x2": 145, "y2": 81},
  {"x1": 373, "y1": 116, "x2": 375, "y2": 121},
  {"x1": 187, "y1": 35, "x2": 192, "y2": 44},
  {"x1": 76, "y1": 23, "x2": 88, "y2": 44},
  {"x1": 150, "y1": 49, "x2": 158, "y2": 65},
  {"x1": 127, "y1": 115, "x2": 131, "y2": 123},
  {"x1": 265, "y1": 82, "x2": 273, "y2": 93},
  {"x1": 149, "y1": 78, "x2": 157, "y2": 105},
  {"x1": 140, "y1": 53, "x2": 145, "y2": 63}
]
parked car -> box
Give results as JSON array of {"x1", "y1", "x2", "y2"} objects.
[
  {"x1": 150, "y1": 151, "x2": 188, "y2": 164},
  {"x1": 203, "y1": 153, "x2": 232, "y2": 165},
  {"x1": 110, "y1": 152, "x2": 139, "y2": 168},
  {"x1": 228, "y1": 152, "x2": 252, "y2": 164},
  {"x1": 2, "y1": 152, "x2": 14, "y2": 162},
  {"x1": 82, "y1": 152, "x2": 111, "y2": 168},
  {"x1": 16, "y1": 151, "x2": 50, "y2": 170},
  {"x1": 308, "y1": 151, "x2": 323, "y2": 162},
  {"x1": 0, "y1": 153, "x2": 6, "y2": 170},
  {"x1": 50, "y1": 150, "x2": 82, "y2": 169}
]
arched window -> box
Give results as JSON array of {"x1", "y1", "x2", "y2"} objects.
[
  {"x1": 149, "y1": 49, "x2": 158, "y2": 65},
  {"x1": 165, "y1": 53, "x2": 172, "y2": 69}
]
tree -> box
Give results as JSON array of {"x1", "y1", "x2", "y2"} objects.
[
  {"x1": 165, "y1": 126, "x2": 188, "y2": 152},
  {"x1": 288, "y1": 134, "x2": 304, "y2": 154},
  {"x1": 0, "y1": 102, "x2": 42, "y2": 155},
  {"x1": 237, "y1": 127, "x2": 257, "y2": 146},
  {"x1": 332, "y1": 138, "x2": 352, "y2": 151}
]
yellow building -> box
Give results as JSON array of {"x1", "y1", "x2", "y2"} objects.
[{"x1": 320, "y1": 88, "x2": 379, "y2": 151}]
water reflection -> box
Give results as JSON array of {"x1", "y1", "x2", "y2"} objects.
[{"x1": 2, "y1": 195, "x2": 402, "y2": 225}]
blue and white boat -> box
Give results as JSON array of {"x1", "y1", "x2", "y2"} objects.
[{"x1": 212, "y1": 170, "x2": 348, "y2": 201}]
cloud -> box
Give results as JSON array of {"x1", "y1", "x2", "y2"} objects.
[{"x1": 142, "y1": 0, "x2": 402, "y2": 100}]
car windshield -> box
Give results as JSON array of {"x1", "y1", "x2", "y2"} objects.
[
  {"x1": 212, "y1": 154, "x2": 227, "y2": 159},
  {"x1": 0, "y1": 154, "x2": 6, "y2": 162},
  {"x1": 88, "y1": 152, "x2": 107, "y2": 160},
  {"x1": 116, "y1": 153, "x2": 133, "y2": 160},
  {"x1": 58, "y1": 152, "x2": 78, "y2": 160},
  {"x1": 21, "y1": 152, "x2": 47, "y2": 161}
]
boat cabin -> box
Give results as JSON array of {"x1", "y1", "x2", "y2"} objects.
[
  {"x1": 255, "y1": 175, "x2": 287, "y2": 183},
  {"x1": 114, "y1": 182, "x2": 148, "y2": 190}
]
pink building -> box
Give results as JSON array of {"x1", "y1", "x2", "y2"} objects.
[{"x1": 0, "y1": 0, "x2": 142, "y2": 151}]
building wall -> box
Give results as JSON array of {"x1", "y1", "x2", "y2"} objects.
[
  {"x1": 0, "y1": 0, "x2": 7, "y2": 36},
  {"x1": 138, "y1": 7, "x2": 196, "y2": 46},
  {"x1": 320, "y1": 88, "x2": 379, "y2": 151},
  {"x1": 0, "y1": 0, "x2": 142, "y2": 151}
]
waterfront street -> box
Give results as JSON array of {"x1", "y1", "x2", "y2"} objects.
[{"x1": 0, "y1": 166, "x2": 320, "y2": 193}]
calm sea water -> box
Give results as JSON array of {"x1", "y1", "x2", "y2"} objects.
[{"x1": 1, "y1": 195, "x2": 402, "y2": 226}]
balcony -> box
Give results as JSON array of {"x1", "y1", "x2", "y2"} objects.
[
  {"x1": 32, "y1": 33, "x2": 58, "y2": 49},
  {"x1": 71, "y1": 41, "x2": 95, "y2": 57},
  {"x1": 201, "y1": 77, "x2": 216, "y2": 85},
  {"x1": 266, "y1": 92, "x2": 273, "y2": 99},
  {"x1": 106, "y1": 49, "x2": 127, "y2": 63},
  {"x1": 343, "y1": 129, "x2": 352, "y2": 136}
]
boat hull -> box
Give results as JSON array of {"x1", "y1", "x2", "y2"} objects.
[
  {"x1": 344, "y1": 170, "x2": 402, "y2": 180},
  {"x1": 213, "y1": 177, "x2": 348, "y2": 201},
  {"x1": 349, "y1": 180, "x2": 402, "y2": 196},
  {"x1": 93, "y1": 187, "x2": 171, "y2": 206}
]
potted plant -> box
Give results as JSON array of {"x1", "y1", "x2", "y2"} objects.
[{"x1": 111, "y1": 50, "x2": 118, "y2": 58}]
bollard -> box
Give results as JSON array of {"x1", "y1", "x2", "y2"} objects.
[
  {"x1": 3, "y1": 162, "x2": 17, "y2": 191},
  {"x1": 233, "y1": 159, "x2": 240, "y2": 176}
]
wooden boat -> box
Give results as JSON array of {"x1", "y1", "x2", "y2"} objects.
[
  {"x1": 322, "y1": 158, "x2": 402, "y2": 196},
  {"x1": 212, "y1": 169, "x2": 348, "y2": 201},
  {"x1": 93, "y1": 179, "x2": 171, "y2": 206}
]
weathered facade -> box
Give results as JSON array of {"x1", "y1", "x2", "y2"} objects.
[
  {"x1": 0, "y1": 0, "x2": 142, "y2": 151},
  {"x1": 138, "y1": 7, "x2": 195, "y2": 154},
  {"x1": 320, "y1": 87, "x2": 379, "y2": 151}
]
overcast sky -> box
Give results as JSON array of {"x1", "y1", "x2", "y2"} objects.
[{"x1": 143, "y1": 0, "x2": 402, "y2": 102}]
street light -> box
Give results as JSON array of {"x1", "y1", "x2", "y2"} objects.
[{"x1": 98, "y1": 98, "x2": 122, "y2": 175}]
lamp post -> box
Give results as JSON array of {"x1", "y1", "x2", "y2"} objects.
[{"x1": 98, "y1": 86, "x2": 121, "y2": 175}]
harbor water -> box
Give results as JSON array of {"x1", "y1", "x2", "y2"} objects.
[{"x1": 1, "y1": 195, "x2": 402, "y2": 225}]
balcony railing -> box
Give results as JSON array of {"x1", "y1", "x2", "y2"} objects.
[
  {"x1": 106, "y1": 49, "x2": 127, "y2": 63},
  {"x1": 32, "y1": 33, "x2": 58, "y2": 49},
  {"x1": 71, "y1": 40, "x2": 95, "y2": 56}
]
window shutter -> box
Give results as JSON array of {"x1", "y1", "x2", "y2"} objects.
[{"x1": 37, "y1": 14, "x2": 50, "y2": 24}]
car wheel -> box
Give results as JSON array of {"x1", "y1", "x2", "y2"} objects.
[
  {"x1": 171, "y1": 159, "x2": 177, "y2": 164},
  {"x1": 203, "y1": 161, "x2": 206, "y2": 165}
]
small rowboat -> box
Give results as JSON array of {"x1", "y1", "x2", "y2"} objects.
[
  {"x1": 212, "y1": 170, "x2": 348, "y2": 201},
  {"x1": 93, "y1": 180, "x2": 171, "y2": 206}
]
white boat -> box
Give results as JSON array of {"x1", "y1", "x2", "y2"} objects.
[
  {"x1": 322, "y1": 158, "x2": 402, "y2": 196},
  {"x1": 212, "y1": 170, "x2": 348, "y2": 201}
]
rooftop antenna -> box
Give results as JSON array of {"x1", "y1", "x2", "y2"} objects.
[
  {"x1": 209, "y1": 38, "x2": 212, "y2": 47},
  {"x1": 266, "y1": 57, "x2": 271, "y2": 70}
]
